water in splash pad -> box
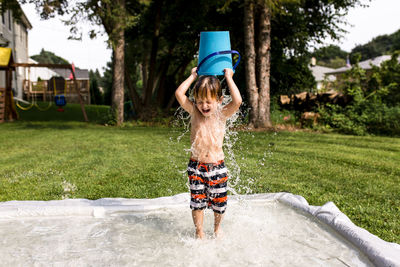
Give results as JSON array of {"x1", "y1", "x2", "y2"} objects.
[{"x1": 1, "y1": 193, "x2": 399, "y2": 266}]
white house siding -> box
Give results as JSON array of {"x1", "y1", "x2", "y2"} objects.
[
  {"x1": 0, "y1": 9, "x2": 31, "y2": 98},
  {"x1": 309, "y1": 65, "x2": 336, "y2": 90},
  {"x1": 28, "y1": 58, "x2": 59, "y2": 81}
]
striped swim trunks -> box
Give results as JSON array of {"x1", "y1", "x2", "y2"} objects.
[{"x1": 187, "y1": 158, "x2": 228, "y2": 214}]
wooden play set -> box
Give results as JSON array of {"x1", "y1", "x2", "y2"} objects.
[{"x1": 0, "y1": 47, "x2": 88, "y2": 123}]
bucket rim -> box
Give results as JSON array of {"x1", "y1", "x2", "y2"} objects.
[{"x1": 200, "y1": 30, "x2": 230, "y2": 33}]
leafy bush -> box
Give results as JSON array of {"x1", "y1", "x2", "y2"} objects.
[
  {"x1": 319, "y1": 102, "x2": 400, "y2": 136},
  {"x1": 319, "y1": 52, "x2": 400, "y2": 136},
  {"x1": 319, "y1": 104, "x2": 367, "y2": 135},
  {"x1": 365, "y1": 104, "x2": 400, "y2": 135},
  {"x1": 270, "y1": 96, "x2": 297, "y2": 125}
]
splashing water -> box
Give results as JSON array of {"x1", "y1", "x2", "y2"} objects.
[
  {"x1": 220, "y1": 89, "x2": 245, "y2": 195},
  {"x1": 171, "y1": 106, "x2": 191, "y2": 143},
  {"x1": 170, "y1": 78, "x2": 252, "y2": 196}
]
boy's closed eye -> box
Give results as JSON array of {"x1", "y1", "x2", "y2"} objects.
[{"x1": 196, "y1": 100, "x2": 212, "y2": 105}]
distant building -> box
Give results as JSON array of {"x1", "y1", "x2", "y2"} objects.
[
  {"x1": 325, "y1": 55, "x2": 400, "y2": 76},
  {"x1": 309, "y1": 64, "x2": 336, "y2": 91},
  {"x1": 53, "y1": 67, "x2": 89, "y2": 82},
  {"x1": 27, "y1": 58, "x2": 59, "y2": 80},
  {"x1": 52, "y1": 67, "x2": 90, "y2": 104},
  {"x1": 23, "y1": 59, "x2": 90, "y2": 104},
  {"x1": 0, "y1": 7, "x2": 32, "y2": 98}
]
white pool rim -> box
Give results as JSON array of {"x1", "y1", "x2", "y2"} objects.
[{"x1": 0, "y1": 192, "x2": 399, "y2": 267}]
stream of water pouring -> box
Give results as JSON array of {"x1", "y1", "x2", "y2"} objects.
[{"x1": 170, "y1": 78, "x2": 255, "y2": 197}]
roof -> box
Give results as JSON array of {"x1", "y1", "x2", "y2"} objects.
[
  {"x1": 4, "y1": 4, "x2": 33, "y2": 30},
  {"x1": 53, "y1": 68, "x2": 89, "y2": 80},
  {"x1": 326, "y1": 55, "x2": 399, "y2": 75},
  {"x1": 309, "y1": 65, "x2": 336, "y2": 82},
  {"x1": 19, "y1": 6, "x2": 32, "y2": 30}
]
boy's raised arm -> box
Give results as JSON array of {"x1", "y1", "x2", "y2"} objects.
[
  {"x1": 222, "y1": 68, "x2": 242, "y2": 118},
  {"x1": 175, "y1": 67, "x2": 197, "y2": 114}
]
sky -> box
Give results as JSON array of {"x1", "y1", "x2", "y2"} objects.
[
  {"x1": 20, "y1": 0, "x2": 400, "y2": 73},
  {"x1": 20, "y1": 3, "x2": 111, "y2": 73},
  {"x1": 327, "y1": 0, "x2": 400, "y2": 51}
]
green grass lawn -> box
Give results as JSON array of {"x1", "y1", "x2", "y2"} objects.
[
  {"x1": 1, "y1": 106, "x2": 399, "y2": 244},
  {"x1": 15, "y1": 101, "x2": 110, "y2": 123}
]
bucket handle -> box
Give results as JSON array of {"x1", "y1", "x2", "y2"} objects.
[{"x1": 197, "y1": 50, "x2": 241, "y2": 74}]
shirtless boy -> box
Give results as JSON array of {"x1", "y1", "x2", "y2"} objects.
[{"x1": 175, "y1": 67, "x2": 242, "y2": 239}]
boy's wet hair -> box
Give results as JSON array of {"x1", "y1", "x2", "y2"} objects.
[{"x1": 193, "y1": 76, "x2": 222, "y2": 100}]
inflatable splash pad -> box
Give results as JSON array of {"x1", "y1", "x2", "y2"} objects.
[{"x1": 0, "y1": 192, "x2": 399, "y2": 266}]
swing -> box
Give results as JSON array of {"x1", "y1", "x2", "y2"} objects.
[
  {"x1": 10, "y1": 61, "x2": 89, "y2": 122},
  {"x1": 15, "y1": 66, "x2": 53, "y2": 111},
  {"x1": 16, "y1": 72, "x2": 35, "y2": 110},
  {"x1": 15, "y1": 94, "x2": 34, "y2": 110},
  {"x1": 55, "y1": 95, "x2": 66, "y2": 106},
  {"x1": 52, "y1": 77, "x2": 67, "y2": 112},
  {"x1": 35, "y1": 93, "x2": 53, "y2": 111},
  {"x1": 16, "y1": 83, "x2": 52, "y2": 111}
]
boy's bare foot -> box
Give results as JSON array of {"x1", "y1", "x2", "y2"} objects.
[
  {"x1": 213, "y1": 229, "x2": 223, "y2": 239},
  {"x1": 195, "y1": 230, "x2": 205, "y2": 239},
  {"x1": 192, "y1": 210, "x2": 205, "y2": 239},
  {"x1": 213, "y1": 212, "x2": 224, "y2": 239}
]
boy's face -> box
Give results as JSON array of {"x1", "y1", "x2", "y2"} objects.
[{"x1": 195, "y1": 95, "x2": 221, "y2": 117}]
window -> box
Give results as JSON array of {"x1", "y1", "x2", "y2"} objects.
[
  {"x1": 20, "y1": 25, "x2": 24, "y2": 42},
  {"x1": 1, "y1": 12, "x2": 4, "y2": 25},
  {"x1": 8, "y1": 10, "x2": 11, "y2": 31}
]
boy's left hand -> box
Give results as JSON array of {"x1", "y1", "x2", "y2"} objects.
[{"x1": 224, "y1": 68, "x2": 234, "y2": 79}]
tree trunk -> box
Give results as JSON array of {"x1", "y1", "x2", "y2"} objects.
[
  {"x1": 4, "y1": 69, "x2": 18, "y2": 121},
  {"x1": 156, "y1": 58, "x2": 171, "y2": 107},
  {"x1": 244, "y1": 0, "x2": 258, "y2": 128},
  {"x1": 112, "y1": 29, "x2": 125, "y2": 125},
  {"x1": 141, "y1": 41, "x2": 149, "y2": 92},
  {"x1": 256, "y1": 1, "x2": 272, "y2": 128},
  {"x1": 165, "y1": 58, "x2": 191, "y2": 111},
  {"x1": 144, "y1": 0, "x2": 162, "y2": 107},
  {"x1": 125, "y1": 66, "x2": 143, "y2": 113}
]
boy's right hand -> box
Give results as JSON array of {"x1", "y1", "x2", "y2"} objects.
[{"x1": 191, "y1": 67, "x2": 198, "y2": 79}]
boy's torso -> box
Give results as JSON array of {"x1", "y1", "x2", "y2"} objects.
[{"x1": 190, "y1": 107, "x2": 226, "y2": 163}]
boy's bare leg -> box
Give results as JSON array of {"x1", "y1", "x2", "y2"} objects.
[
  {"x1": 192, "y1": 210, "x2": 205, "y2": 239},
  {"x1": 213, "y1": 212, "x2": 224, "y2": 237}
]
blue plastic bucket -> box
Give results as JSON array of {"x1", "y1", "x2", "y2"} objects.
[{"x1": 197, "y1": 31, "x2": 240, "y2": 76}]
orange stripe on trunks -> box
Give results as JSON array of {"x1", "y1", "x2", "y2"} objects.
[
  {"x1": 208, "y1": 176, "x2": 228, "y2": 186},
  {"x1": 189, "y1": 175, "x2": 204, "y2": 183},
  {"x1": 212, "y1": 196, "x2": 227, "y2": 203},
  {"x1": 192, "y1": 194, "x2": 206, "y2": 200}
]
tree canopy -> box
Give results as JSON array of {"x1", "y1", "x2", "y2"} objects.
[
  {"x1": 310, "y1": 45, "x2": 348, "y2": 68},
  {"x1": 30, "y1": 48, "x2": 69, "y2": 64},
  {"x1": 308, "y1": 27, "x2": 400, "y2": 67},
  {"x1": 351, "y1": 28, "x2": 400, "y2": 61},
  {"x1": 268, "y1": 0, "x2": 365, "y2": 95}
]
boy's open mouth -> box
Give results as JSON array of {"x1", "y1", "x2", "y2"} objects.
[{"x1": 202, "y1": 108, "x2": 211, "y2": 114}]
